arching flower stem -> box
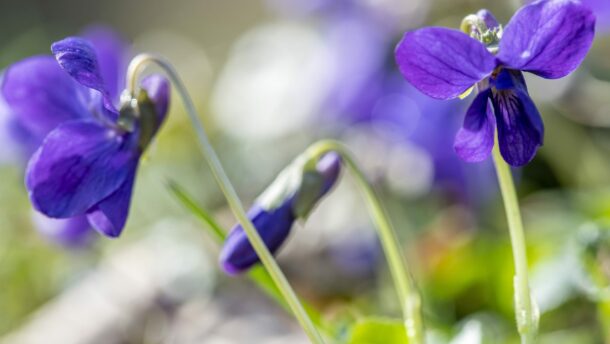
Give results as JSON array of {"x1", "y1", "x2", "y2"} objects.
[
  {"x1": 126, "y1": 54, "x2": 325, "y2": 344},
  {"x1": 303, "y1": 140, "x2": 424, "y2": 344}
]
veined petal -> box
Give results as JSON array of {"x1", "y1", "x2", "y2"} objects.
[
  {"x1": 25, "y1": 120, "x2": 138, "y2": 218},
  {"x1": 219, "y1": 201, "x2": 295, "y2": 275},
  {"x1": 491, "y1": 71, "x2": 544, "y2": 166},
  {"x1": 2, "y1": 56, "x2": 90, "y2": 140},
  {"x1": 454, "y1": 89, "x2": 496, "y2": 162},
  {"x1": 51, "y1": 37, "x2": 118, "y2": 117},
  {"x1": 82, "y1": 26, "x2": 129, "y2": 101},
  {"x1": 395, "y1": 27, "x2": 496, "y2": 99},
  {"x1": 498, "y1": 0, "x2": 596, "y2": 79},
  {"x1": 86, "y1": 167, "x2": 137, "y2": 238}
]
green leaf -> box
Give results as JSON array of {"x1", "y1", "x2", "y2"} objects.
[
  {"x1": 166, "y1": 180, "x2": 226, "y2": 243},
  {"x1": 348, "y1": 317, "x2": 409, "y2": 344}
]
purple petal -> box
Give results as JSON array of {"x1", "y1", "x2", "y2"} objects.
[
  {"x1": 51, "y1": 37, "x2": 118, "y2": 117},
  {"x1": 32, "y1": 212, "x2": 95, "y2": 248},
  {"x1": 491, "y1": 71, "x2": 544, "y2": 166},
  {"x1": 25, "y1": 120, "x2": 139, "y2": 218},
  {"x1": 140, "y1": 74, "x2": 170, "y2": 130},
  {"x1": 477, "y1": 9, "x2": 500, "y2": 30},
  {"x1": 219, "y1": 201, "x2": 295, "y2": 275},
  {"x1": 395, "y1": 27, "x2": 496, "y2": 99},
  {"x1": 583, "y1": 0, "x2": 610, "y2": 32},
  {"x1": 454, "y1": 89, "x2": 496, "y2": 162},
  {"x1": 86, "y1": 168, "x2": 137, "y2": 238},
  {"x1": 498, "y1": 0, "x2": 596, "y2": 79},
  {"x1": 82, "y1": 26, "x2": 129, "y2": 101},
  {"x1": 1, "y1": 56, "x2": 90, "y2": 140}
]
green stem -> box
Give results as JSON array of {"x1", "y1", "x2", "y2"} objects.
[
  {"x1": 127, "y1": 54, "x2": 324, "y2": 344},
  {"x1": 304, "y1": 140, "x2": 424, "y2": 344},
  {"x1": 167, "y1": 181, "x2": 328, "y2": 333},
  {"x1": 491, "y1": 142, "x2": 539, "y2": 344}
]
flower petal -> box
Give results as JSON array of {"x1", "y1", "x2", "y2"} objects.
[
  {"x1": 454, "y1": 89, "x2": 496, "y2": 162},
  {"x1": 82, "y1": 26, "x2": 129, "y2": 101},
  {"x1": 1, "y1": 56, "x2": 90, "y2": 140},
  {"x1": 491, "y1": 71, "x2": 544, "y2": 166},
  {"x1": 25, "y1": 120, "x2": 138, "y2": 217},
  {"x1": 219, "y1": 201, "x2": 295, "y2": 274},
  {"x1": 51, "y1": 37, "x2": 118, "y2": 117},
  {"x1": 32, "y1": 212, "x2": 95, "y2": 248},
  {"x1": 395, "y1": 27, "x2": 496, "y2": 99},
  {"x1": 86, "y1": 167, "x2": 137, "y2": 238},
  {"x1": 498, "y1": 0, "x2": 596, "y2": 79}
]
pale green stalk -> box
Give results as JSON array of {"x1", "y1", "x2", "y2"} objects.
[
  {"x1": 126, "y1": 54, "x2": 324, "y2": 344},
  {"x1": 303, "y1": 140, "x2": 424, "y2": 344},
  {"x1": 491, "y1": 142, "x2": 539, "y2": 344}
]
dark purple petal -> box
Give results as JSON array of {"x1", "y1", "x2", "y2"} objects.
[
  {"x1": 490, "y1": 71, "x2": 544, "y2": 166},
  {"x1": 498, "y1": 0, "x2": 596, "y2": 79},
  {"x1": 82, "y1": 26, "x2": 129, "y2": 101},
  {"x1": 32, "y1": 212, "x2": 95, "y2": 248},
  {"x1": 395, "y1": 27, "x2": 496, "y2": 99},
  {"x1": 51, "y1": 37, "x2": 118, "y2": 117},
  {"x1": 25, "y1": 120, "x2": 138, "y2": 218},
  {"x1": 477, "y1": 9, "x2": 500, "y2": 30},
  {"x1": 140, "y1": 74, "x2": 170, "y2": 131},
  {"x1": 1, "y1": 56, "x2": 90, "y2": 140},
  {"x1": 219, "y1": 201, "x2": 295, "y2": 274},
  {"x1": 86, "y1": 167, "x2": 137, "y2": 238},
  {"x1": 454, "y1": 89, "x2": 496, "y2": 162}
]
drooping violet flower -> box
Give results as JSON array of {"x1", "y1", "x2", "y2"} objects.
[
  {"x1": 0, "y1": 28, "x2": 130, "y2": 246},
  {"x1": 220, "y1": 152, "x2": 342, "y2": 274},
  {"x1": 395, "y1": 0, "x2": 596, "y2": 166},
  {"x1": 2, "y1": 29, "x2": 170, "y2": 238}
]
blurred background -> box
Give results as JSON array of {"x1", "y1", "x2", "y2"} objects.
[{"x1": 1, "y1": 0, "x2": 610, "y2": 343}]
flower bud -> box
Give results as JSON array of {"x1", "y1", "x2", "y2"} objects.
[{"x1": 219, "y1": 152, "x2": 342, "y2": 274}]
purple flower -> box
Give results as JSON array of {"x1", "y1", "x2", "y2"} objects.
[
  {"x1": 1, "y1": 28, "x2": 170, "y2": 239},
  {"x1": 395, "y1": 0, "x2": 595, "y2": 166},
  {"x1": 220, "y1": 152, "x2": 342, "y2": 274}
]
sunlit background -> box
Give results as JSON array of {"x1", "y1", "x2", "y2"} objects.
[{"x1": 1, "y1": 0, "x2": 610, "y2": 343}]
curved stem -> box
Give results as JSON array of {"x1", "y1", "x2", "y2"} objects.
[
  {"x1": 491, "y1": 142, "x2": 539, "y2": 344},
  {"x1": 127, "y1": 54, "x2": 325, "y2": 344},
  {"x1": 304, "y1": 140, "x2": 424, "y2": 344}
]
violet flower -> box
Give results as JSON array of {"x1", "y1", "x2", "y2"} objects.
[
  {"x1": 2, "y1": 29, "x2": 170, "y2": 238},
  {"x1": 220, "y1": 152, "x2": 342, "y2": 274},
  {"x1": 395, "y1": 0, "x2": 595, "y2": 166},
  {"x1": 0, "y1": 28, "x2": 129, "y2": 246}
]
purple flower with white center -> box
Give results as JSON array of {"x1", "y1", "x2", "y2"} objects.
[
  {"x1": 220, "y1": 152, "x2": 342, "y2": 274},
  {"x1": 2, "y1": 28, "x2": 170, "y2": 239},
  {"x1": 395, "y1": 0, "x2": 596, "y2": 166}
]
